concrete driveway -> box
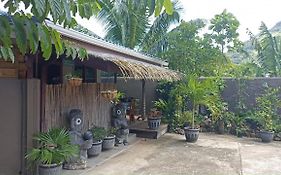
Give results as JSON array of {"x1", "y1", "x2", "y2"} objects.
[{"x1": 82, "y1": 133, "x2": 281, "y2": 175}]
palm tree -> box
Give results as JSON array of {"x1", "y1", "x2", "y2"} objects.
[
  {"x1": 250, "y1": 22, "x2": 281, "y2": 76},
  {"x1": 97, "y1": 0, "x2": 182, "y2": 54}
]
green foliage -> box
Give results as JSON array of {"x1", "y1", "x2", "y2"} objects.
[
  {"x1": 97, "y1": 0, "x2": 181, "y2": 50},
  {"x1": 91, "y1": 127, "x2": 107, "y2": 141},
  {"x1": 255, "y1": 86, "x2": 281, "y2": 131},
  {"x1": 249, "y1": 22, "x2": 281, "y2": 77},
  {"x1": 160, "y1": 20, "x2": 226, "y2": 76},
  {"x1": 0, "y1": 0, "x2": 173, "y2": 61},
  {"x1": 209, "y1": 9, "x2": 241, "y2": 53},
  {"x1": 65, "y1": 70, "x2": 82, "y2": 79},
  {"x1": 175, "y1": 75, "x2": 221, "y2": 128},
  {"x1": 25, "y1": 128, "x2": 78, "y2": 166}
]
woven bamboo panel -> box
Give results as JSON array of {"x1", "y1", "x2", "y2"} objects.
[{"x1": 44, "y1": 83, "x2": 116, "y2": 131}]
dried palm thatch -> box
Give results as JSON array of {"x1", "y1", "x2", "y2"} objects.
[{"x1": 88, "y1": 52, "x2": 181, "y2": 81}]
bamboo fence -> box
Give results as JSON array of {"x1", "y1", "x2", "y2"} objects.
[{"x1": 44, "y1": 83, "x2": 116, "y2": 131}]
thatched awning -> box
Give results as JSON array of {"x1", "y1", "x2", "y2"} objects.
[{"x1": 88, "y1": 52, "x2": 181, "y2": 81}]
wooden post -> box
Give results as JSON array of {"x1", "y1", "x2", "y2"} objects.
[{"x1": 141, "y1": 79, "x2": 146, "y2": 119}]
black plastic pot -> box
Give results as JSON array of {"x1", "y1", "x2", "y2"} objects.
[
  {"x1": 102, "y1": 135, "x2": 115, "y2": 150},
  {"x1": 88, "y1": 140, "x2": 102, "y2": 157},
  {"x1": 259, "y1": 130, "x2": 274, "y2": 143},
  {"x1": 39, "y1": 163, "x2": 62, "y2": 175},
  {"x1": 184, "y1": 128, "x2": 199, "y2": 142},
  {"x1": 147, "y1": 117, "x2": 161, "y2": 130}
]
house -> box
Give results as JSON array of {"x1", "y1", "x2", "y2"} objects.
[{"x1": 0, "y1": 15, "x2": 179, "y2": 175}]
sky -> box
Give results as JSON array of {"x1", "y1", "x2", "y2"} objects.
[
  {"x1": 1, "y1": 0, "x2": 281, "y2": 41},
  {"x1": 75, "y1": 0, "x2": 281, "y2": 41}
]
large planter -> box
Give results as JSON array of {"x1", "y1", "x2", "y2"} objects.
[
  {"x1": 39, "y1": 163, "x2": 62, "y2": 175},
  {"x1": 259, "y1": 130, "x2": 274, "y2": 143},
  {"x1": 147, "y1": 117, "x2": 161, "y2": 130},
  {"x1": 102, "y1": 135, "x2": 115, "y2": 150},
  {"x1": 88, "y1": 140, "x2": 102, "y2": 157},
  {"x1": 184, "y1": 128, "x2": 199, "y2": 143}
]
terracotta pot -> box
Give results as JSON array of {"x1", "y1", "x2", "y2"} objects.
[
  {"x1": 100, "y1": 90, "x2": 117, "y2": 101},
  {"x1": 68, "y1": 78, "x2": 82, "y2": 86}
]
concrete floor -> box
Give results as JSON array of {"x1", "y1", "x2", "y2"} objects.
[{"x1": 77, "y1": 133, "x2": 281, "y2": 175}]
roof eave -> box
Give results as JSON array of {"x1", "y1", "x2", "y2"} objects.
[{"x1": 46, "y1": 21, "x2": 168, "y2": 67}]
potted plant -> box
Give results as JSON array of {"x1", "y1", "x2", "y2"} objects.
[
  {"x1": 65, "y1": 71, "x2": 82, "y2": 86},
  {"x1": 88, "y1": 127, "x2": 107, "y2": 157},
  {"x1": 25, "y1": 128, "x2": 78, "y2": 175},
  {"x1": 102, "y1": 128, "x2": 116, "y2": 150},
  {"x1": 147, "y1": 107, "x2": 162, "y2": 130},
  {"x1": 177, "y1": 75, "x2": 217, "y2": 142},
  {"x1": 255, "y1": 87, "x2": 281, "y2": 142}
]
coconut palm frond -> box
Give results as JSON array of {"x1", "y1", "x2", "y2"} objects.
[
  {"x1": 251, "y1": 22, "x2": 281, "y2": 76},
  {"x1": 141, "y1": 0, "x2": 182, "y2": 53}
]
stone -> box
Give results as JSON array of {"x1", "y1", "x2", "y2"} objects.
[
  {"x1": 112, "y1": 103, "x2": 129, "y2": 145},
  {"x1": 63, "y1": 109, "x2": 93, "y2": 170}
]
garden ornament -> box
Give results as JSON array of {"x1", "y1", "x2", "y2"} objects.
[
  {"x1": 63, "y1": 109, "x2": 93, "y2": 170},
  {"x1": 112, "y1": 103, "x2": 129, "y2": 145}
]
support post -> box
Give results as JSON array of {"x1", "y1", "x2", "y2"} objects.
[{"x1": 141, "y1": 79, "x2": 146, "y2": 119}]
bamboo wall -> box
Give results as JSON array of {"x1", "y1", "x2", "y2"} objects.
[{"x1": 44, "y1": 83, "x2": 116, "y2": 131}]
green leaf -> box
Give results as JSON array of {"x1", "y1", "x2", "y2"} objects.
[
  {"x1": 78, "y1": 4, "x2": 85, "y2": 18},
  {"x1": 62, "y1": 0, "x2": 72, "y2": 26},
  {"x1": 13, "y1": 16, "x2": 27, "y2": 54},
  {"x1": 31, "y1": 0, "x2": 46, "y2": 19},
  {"x1": 78, "y1": 48, "x2": 88, "y2": 60},
  {"x1": 83, "y1": 4, "x2": 93, "y2": 19},
  {"x1": 38, "y1": 25, "x2": 52, "y2": 60},
  {"x1": 48, "y1": 0, "x2": 62, "y2": 23},
  {"x1": 51, "y1": 29, "x2": 64, "y2": 57},
  {"x1": 64, "y1": 43, "x2": 72, "y2": 58},
  {"x1": 163, "y1": 0, "x2": 173, "y2": 15},
  {"x1": 155, "y1": 0, "x2": 164, "y2": 16},
  {"x1": 0, "y1": 16, "x2": 12, "y2": 47},
  {"x1": 71, "y1": 47, "x2": 77, "y2": 59},
  {"x1": 7, "y1": 47, "x2": 15, "y2": 63},
  {"x1": 25, "y1": 20, "x2": 39, "y2": 54},
  {"x1": 0, "y1": 46, "x2": 9, "y2": 61}
]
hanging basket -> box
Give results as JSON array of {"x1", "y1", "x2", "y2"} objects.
[
  {"x1": 67, "y1": 78, "x2": 82, "y2": 86},
  {"x1": 100, "y1": 90, "x2": 117, "y2": 101}
]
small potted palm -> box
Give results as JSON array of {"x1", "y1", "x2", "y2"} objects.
[
  {"x1": 255, "y1": 87, "x2": 281, "y2": 143},
  {"x1": 25, "y1": 128, "x2": 78, "y2": 175},
  {"x1": 102, "y1": 128, "x2": 116, "y2": 150},
  {"x1": 88, "y1": 126, "x2": 107, "y2": 157},
  {"x1": 177, "y1": 75, "x2": 217, "y2": 142}
]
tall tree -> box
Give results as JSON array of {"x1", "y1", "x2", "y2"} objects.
[
  {"x1": 97, "y1": 0, "x2": 181, "y2": 51},
  {"x1": 0, "y1": 0, "x2": 174, "y2": 61},
  {"x1": 209, "y1": 9, "x2": 241, "y2": 53},
  {"x1": 159, "y1": 20, "x2": 226, "y2": 76}
]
